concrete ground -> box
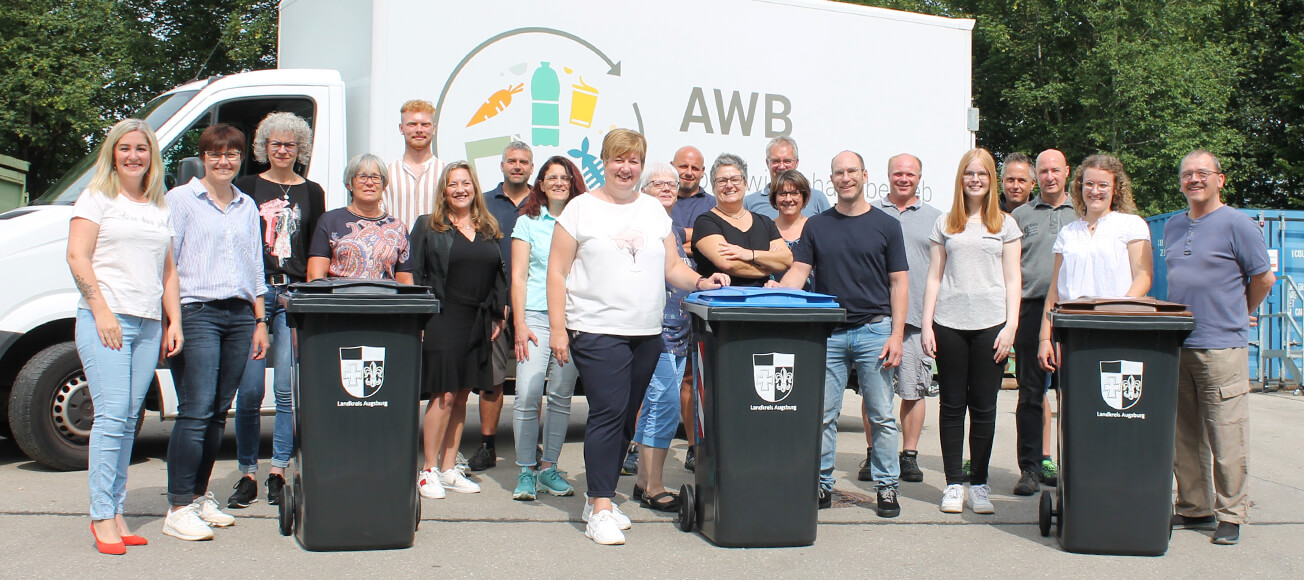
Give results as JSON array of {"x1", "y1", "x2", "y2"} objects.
[{"x1": 1, "y1": 389, "x2": 1301, "y2": 577}]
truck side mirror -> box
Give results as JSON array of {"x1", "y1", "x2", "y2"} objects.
[{"x1": 176, "y1": 157, "x2": 204, "y2": 186}]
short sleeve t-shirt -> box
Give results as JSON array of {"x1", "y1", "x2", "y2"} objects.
[
  {"x1": 234, "y1": 175, "x2": 325, "y2": 283},
  {"x1": 793, "y1": 207, "x2": 908, "y2": 328},
  {"x1": 72, "y1": 189, "x2": 173, "y2": 320},
  {"x1": 308, "y1": 208, "x2": 413, "y2": 279},
  {"x1": 1052, "y1": 212, "x2": 1150, "y2": 300},
  {"x1": 555, "y1": 193, "x2": 671, "y2": 335},
  {"x1": 930, "y1": 214, "x2": 1023, "y2": 330},
  {"x1": 691, "y1": 210, "x2": 782, "y2": 287},
  {"x1": 1164, "y1": 206, "x2": 1272, "y2": 349},
  {"x1": 878, "y1": 198, "x2": 945, "y2": 327},
  {"x1": 510, "y1": 211, "x2": 560, "y2": 312}
]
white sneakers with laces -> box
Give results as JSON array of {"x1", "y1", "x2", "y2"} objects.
[
  {"x1": 940, "y1": 483, "x2": 965, "y2": 513},
  {"x1": 968, "y1": 484, "x2": 996, "y2": 514},
  {"x1": 440, "y1": 467, "x2": 481, "y2": 494},
  {"x1": 195, "y1": 491, "x2": 235, "y2": 527},
  {"x1": 585, "y1": 509, "x2": 626, "y2": 545},
  {"x1": 419, "y1": 468, "x2": 446, "y2": 499},
  {"x1": 582, "y1": 499, "x2": 632, "y2": 530},
  {"x1": 163, "y1": 504, "x2": 215, "y2": 541}
]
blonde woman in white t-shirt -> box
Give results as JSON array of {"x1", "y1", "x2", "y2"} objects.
[
  {"x1": 67, "y1": 120, "x2": 183, "y2": 554},
  {"x1": 1037, "y1": 154, "x2": 1152, "y2": 371},
  {"x1": 546, "y1": 129, "x2": 729, "y2": 545}
]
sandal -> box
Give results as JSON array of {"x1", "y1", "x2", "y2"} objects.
[
  {"x1": 631, "y1": 485, "x2": 645, "y2": 502},
  {"x1": 641, "y1": 491, "x2": 680, "y2": 512}
]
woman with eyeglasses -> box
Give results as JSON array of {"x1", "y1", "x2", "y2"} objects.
[
  {"x1": 306, "y1": 154, "x2": 414, "y2": 283},
  {"x1": 507, "y1": 156, "x2": 585, "y2": 501},
  {"x1": 921, "y1": 148, "x2": 1022, "y2": 517},
  {"x1": 768, "y1": 169, "x2": 814, "y2": 289},
  {"x1": 692, "y1": 153, "x2": 792, "y2": 287}
]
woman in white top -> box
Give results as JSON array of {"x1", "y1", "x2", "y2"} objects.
[
  {"x1": 1037, "y1": 154, "x2": 1152, "y2": 371},
  {"x1": 921, "y1": 147, "x2": 1022, "y2": 516},
  {"x1": 67, "y1": 120, "x2": 183, "y2": 554},
  {"x1": 547, "y1": 129, "x2": 728, "y2": 545}
]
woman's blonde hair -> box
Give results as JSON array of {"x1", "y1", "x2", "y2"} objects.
[
  {"x1": 427, "y1": 161, "x2": 502, "y2": 239},
  {"x1": 1070, "y1": 154, "x2": 1136, "y2": 218},
  {"x1": 88, "y1": 119, "x2": 165, "y2": 206},
  {"x1": 946, "y1": 148, "x2": 1002, "y2": 234}
]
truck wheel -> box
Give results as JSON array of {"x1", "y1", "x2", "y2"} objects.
[{"x1": 8, "y1": 342, "x2": 91, "y2": 471}]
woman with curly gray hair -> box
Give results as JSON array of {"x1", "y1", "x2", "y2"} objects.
[{"x1": 227, "y1": 112, "x2": 325, "y2": 509}]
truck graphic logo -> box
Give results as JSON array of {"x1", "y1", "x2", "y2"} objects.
[
  {"x1": 340, "y1": 346, "x2": 385, "y2": 399},
  {"x1": 753, "y1": 353, "x2": 795, "y2": 403},
  {"x1": 1099, "y1": 360, "x2": 1143, "y2": 411}
]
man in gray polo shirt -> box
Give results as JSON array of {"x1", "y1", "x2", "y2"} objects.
[
  {"x1": 1010, "y1": 148, "x2": 1075, "y2": 496},
  {"x1": 869, "y1": 153, "x2": 942, "y2": 484},
  {"x1": 743, "y1": 137, "x2": 832, "y2": 219}
]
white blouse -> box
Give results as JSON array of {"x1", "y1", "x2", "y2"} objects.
[{"x1": 1052, "y1": 211, "x2": 1150, "y2": 300}]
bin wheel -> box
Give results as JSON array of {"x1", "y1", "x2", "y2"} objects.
[
  {"x1": 1054, "y1": 488, "x2": 1062, "y2": 537},
  {"x1": 279, "y1": 485, "x2": 295, "y2": 536},
  {"x1": 1038, "y1": 490, "x2": 1053, "y2": 537},
  {"x1": 677, "y1": 484, "x2": 696, "y2": 532}
]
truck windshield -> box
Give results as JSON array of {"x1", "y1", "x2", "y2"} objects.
[{"x1": 30, "y1": 90, "x2": 199, "y2": 206}]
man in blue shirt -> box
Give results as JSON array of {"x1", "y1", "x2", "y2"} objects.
[{"x1": 743, "y1": 137, "x2": 832, "y2": 219}]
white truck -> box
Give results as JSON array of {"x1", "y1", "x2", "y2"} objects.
[{"x1": 0, "y1": 0, "x2": 975, "y2": 470}]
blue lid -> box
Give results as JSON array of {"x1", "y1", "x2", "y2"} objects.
[{"x1": 684, "y1": 287, "x2": 841, "y2": 308}]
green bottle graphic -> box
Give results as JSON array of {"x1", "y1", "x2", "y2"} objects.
[{"x1": 531, "y1": 62, "x2": 561, "y2": 146}]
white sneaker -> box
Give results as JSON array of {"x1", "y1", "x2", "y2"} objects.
[
  {"x1": 584, "y1": 509, "x2": 626, "y2": 545},
  {"x1": 454, "y1": 452, "x2": 470, "y2": 475},
  {"x1": 418, "y1": 468, "x2": 446, "y2": 499},
  {"x1": 439, "y1": 468, "x2": 481, "y2": 494},
  {"x1": 968, "y1": 484, "x2": 995, "y2": 514},
  {"x1": 194, "y1": 491, "x2": 235, "y2": 527},
  {"x1": 162, "y1": 504, "x2": 214, "y2": 541},
  {"x1": 582, "y1": 500, "x2": 632, "y2": 530},
  {"x1": 939, "y1": 484, "x2": 964, "y2": 513}
]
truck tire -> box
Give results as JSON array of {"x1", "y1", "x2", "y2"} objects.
[{"x1": 8, "y1": 342, "x2": 91, "y2": 471}]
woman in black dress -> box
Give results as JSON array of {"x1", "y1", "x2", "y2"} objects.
[
  {"x1": 692, "y1": 153, "x2": 792, "y2": 286},
  {"x1": 409, "y1": 161, "x2": 507, "y2": 499}
]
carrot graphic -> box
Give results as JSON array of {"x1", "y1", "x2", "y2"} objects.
[{"x1": 467, "y1": 84, "x2": 525, "y2": 127}]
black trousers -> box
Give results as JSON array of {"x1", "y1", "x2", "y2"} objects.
[
  {"x1": 1013, "y1": 298, "x2": 1055, "y2": 471},
  {"x1": 570, "y1": 331, "x2": 662, "y2": 498},
  {"x1": 934, "y1": 323, "x2": 1004, "y2": 486}
]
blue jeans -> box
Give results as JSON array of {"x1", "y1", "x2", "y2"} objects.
[
  {"x1": 634, "y1": 352, "x2": 686, "y2": 449},
  {"x1": 166, "y1": 299, "x2": 255, "y2": 506},
  {"x1": 76, "y1": 310, "x2": 161, "y2": 520},
  {"x1": 821, "y1": 318, "x2": 899, "y2": 492},
  {"x1": 234, "y1": 288, "x2": 293, "y2": 473},
  {"x1": 512, "y1": 311, "x2": 579, "y2": 467}
]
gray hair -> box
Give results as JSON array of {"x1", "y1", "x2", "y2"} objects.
[
  {"x1": 1182, "y1": 149, "x2": 1223, "y2": 173},
  {"x1": 640, "y1": 162, "x2": 679, "y2": 190},
  {"x1": 709, "y1": 153, "x2": 748, "y2": 184},
  {"x1": 1000, "y1": 152, "x2": 1032, "y2": 177},
  {"x1": 252, "y1": 112, "x2": 313, "y2": 165},
  {"x1": 503, "y1": 140, "x2": 532, "y2": 158},
  {"x1": 344, "y1": 153, "x2": 389, "y2": 190},
  {"x1": 765, "y1": 136, "x2": 800, "y2": 160}
]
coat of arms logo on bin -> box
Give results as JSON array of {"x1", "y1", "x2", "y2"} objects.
[
  {"x1": 1099, "y1": 360, "x2": 1143, "y2": 410},
  {"x1": 340, "y1": 346, "x2": 386, "y2": 399},
  {"x1": 753, "y1": 353, "x2": 795, "y2": 403}
]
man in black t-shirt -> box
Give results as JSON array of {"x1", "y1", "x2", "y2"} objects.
[{"x1": 777, "y1": 151, "x2": 908, "y2": 518}]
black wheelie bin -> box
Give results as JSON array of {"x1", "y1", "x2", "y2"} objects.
[
  {"x1": 1039, "y1": 297, "x2": 1194, "y2": 555},
  {"x1": 679, "y1": 287, "x2": 844, "y2": 547},
  {"x1": 280, "y1": 279, "x2": 438, "y2": 551}
]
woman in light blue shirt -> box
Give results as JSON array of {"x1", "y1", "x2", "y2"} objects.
[{"x1": 509, "y1": 156, "x2": 586, "y2": 501}]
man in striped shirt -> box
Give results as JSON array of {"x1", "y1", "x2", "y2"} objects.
[{"x1": 383, "y1": 99, "x2": 444, "y2": 231}]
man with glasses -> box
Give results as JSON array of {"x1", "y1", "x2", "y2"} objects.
[
  {"x1": 1165, "y1": 150, "x2": 1273, "y2": 546},
  {"x1": 775, "y1": 151, "x2": 908, "y2": 518},
  {"x1": 383, "y1": 99, "x2": 443, "y2": 231},
  {"x1": 743, "y1": 137, "x2": 831, "y2": 219},
  {"x1": 1010, "y1": 148, "x2": 1074, "y2": 497},
  {"x1": 468, "y1": 141, "x2": 535, "y2": 472}
]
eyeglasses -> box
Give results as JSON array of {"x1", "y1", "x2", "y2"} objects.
[
  {"x1": 1180, "y1": 169, "x2": 1220, "y2": 182},
  {"x1": 204, "y1": 151, "x2": 241, "y2": 161},
  {"x1": 714, "y1": 176, "x2": 746, "y2": 187},
  {"x1": 268, "y1": 141, "x2": 298, "y2": 151},
  {"x1": 963, "y1": 171, "x2": 991, "y2": 179},
  {"x1": 354, "y1": 174, "x2": 383, "y2": 183},
  {"x1": 775, "y1": 190, "x2": 804, "y2": 198},
  {"x1": 1082, "y1": 181, "x2": 1113, "y2": 192},
  {"x1": 543, "y1": 175, "x2": 572, "y2": 183},
  {"x1": 645, "y1": 180, "x2": 677, "y2": 190}
]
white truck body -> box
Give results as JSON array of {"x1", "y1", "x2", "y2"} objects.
[{"x1": 0, "y1": 0, "x2": 973, "y2": 470}]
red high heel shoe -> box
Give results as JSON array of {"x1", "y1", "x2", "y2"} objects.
[
  {"x1": 121, "y1": 534, "x2": 149, "y2": 546},
  {"x1": 90, "y1": 523, "x2": 126, "y2": 555}
]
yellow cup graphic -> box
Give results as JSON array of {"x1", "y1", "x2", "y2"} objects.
[{"x1": 569, "y1": 77, "x2": 600, "y2": 128}]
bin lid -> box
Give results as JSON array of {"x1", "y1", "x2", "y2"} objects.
[
  {"x1": 284, "y1": 278, "x2": 440, "y2": 315},
  {"x1": 683, "y1": 287, "x2": 845, "y2": 322},
  {"x1": 1050, "y1": 297, "x2": 1194, "y2": 330}
]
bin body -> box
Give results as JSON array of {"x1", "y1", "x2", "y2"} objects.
[
  {"x1": 684, "y1": 287, "x2": 844, "y2": 547},
  {"x1": 1051, "y1": 300, "x2": 1193, "y2": 556},
  {"x1": 284, "y1": 279, "x2": 437, "y2": 551}
]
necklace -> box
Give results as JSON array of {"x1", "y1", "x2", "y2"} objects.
[{"x1": 716, "y1": 207, "x2": 747, "y2": 220}]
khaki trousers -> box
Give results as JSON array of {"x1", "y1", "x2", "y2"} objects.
[{"x1": 1173, "y1": 348, "x2": 1251, "y2": 524}]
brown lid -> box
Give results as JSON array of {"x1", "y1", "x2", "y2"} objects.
[{"x1": 1051, "y1": 296, "x2": 1192, "y2": 316}]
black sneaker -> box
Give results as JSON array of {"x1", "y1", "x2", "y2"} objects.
[
  {"x1": 1171, "y1": 514, "x2": 1217, "y2": 529},
  {"x1": 684, "y1": 445, "x2": 696, "y2": 472},
  {"x1": 818, "y1": 489, "x2": 832, "y2": 510},
  {"x1": 468, "y1": 445, "x2": 496, "y2": 471},
  {"x1": 1212, "y1": 521, "x2": 1240, "y2": 545},
  {"x1": 227, "y1": 476, "x2": 258, "y2": 508},
  {"x1": 1013, "y1": 468, "x2": 1040, "y2": 496},
  {"x1": 621, "y1": 444, "x2": 639, "y2": 476},
  {"x1": 899, "y1": 450, "x2": 923, "y2": 483},
  {"x1": 266, "y1": 473, "x2": 285, "y2": 506},
  {"x1": 876, "y1": 488, "x2": 901, "y2": 518},
  {"x1": 857, "y1": 447, "x2": 873, "y2": 481}
]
